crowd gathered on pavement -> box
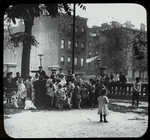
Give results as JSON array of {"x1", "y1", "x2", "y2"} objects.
[{"x1": 3, "y1": 66, "x2": 141, "y2": 113}]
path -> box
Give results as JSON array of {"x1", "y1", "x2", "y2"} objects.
[{"x1": 3, "y1": 100, "x2": 148, "y2": 138}]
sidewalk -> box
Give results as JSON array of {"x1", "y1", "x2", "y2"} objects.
[{"x1": 3, "y1": 99, "x2": 148, "y2": 138}]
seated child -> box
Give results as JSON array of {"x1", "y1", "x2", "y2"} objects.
[
  {"x1": 11, "y1": 91, "x2": 19, "y2": 108},
  {"x1": 24, "y1": 97, "x2": 36, "y2": 110}
]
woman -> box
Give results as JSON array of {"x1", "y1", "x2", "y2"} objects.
[{"x1": 34, "y1": 76, "x2": 46, "y2": 109}]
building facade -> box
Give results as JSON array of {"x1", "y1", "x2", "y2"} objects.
[
  {"x1": 87, "y1": 21, "x2": 147, "y2": 81},
  {"x1": 3, "y1": 14, "x2": 88, "y2": 77}
]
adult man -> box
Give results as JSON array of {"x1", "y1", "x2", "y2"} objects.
[
  {"x1": 119, "y1": 71, "x2": 127, "y2": 93},
  {"x1": 4, "y1": 72, "x2": 14, "y2": 90},
  {"x1": 66, "y1": 70, "x2": 73, "y2": 85},
  {"x1": 37, "y1": 66, "x2": 46, "y2": 79},
  {"x1": 13, "y1": 72, "x2": 21, "y2": 88},
  {"x1": 57, "y1": 68, "x2": 63, "y2": 78}
]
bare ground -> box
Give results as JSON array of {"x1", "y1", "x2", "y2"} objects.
[{"x1": 2, "y1": 99, "x2": 148, "y2": 138}]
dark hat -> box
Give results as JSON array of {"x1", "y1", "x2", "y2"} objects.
[
  {"x1": 68, "y1": 70, "x2": 71, "y2": 72},
  {"x1": 135, "y1": 77, "x2": 141, "y2": 81},
  {"x1": 59, "y1": 68, "x2": 63, "y2": 70},
  {"x1": 39, "y1": 66, "x2": 42, "y2": 68},
  {"x1": 7, "y1": 72, "x2": 12, "y2": 76},
  {"x1": 16, "y1": 72, "x2": 20, "y2": 74},
  {"x1": 27, "y1": 75, "x2": 32, "y2": 79}
]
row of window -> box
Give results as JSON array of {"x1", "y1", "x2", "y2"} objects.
[
  {"x1": 60, "y1": 56, "x2": 84, "y2": 67},
  {"x1": 60, "y1": 23, "x2": 85, "y2": 34},
  {"x1": 61, "y1": 39, "x2": 85, "y2": 51},
  {"x1": 88, "y1": 50, "x2": 99, "y2": 57}
]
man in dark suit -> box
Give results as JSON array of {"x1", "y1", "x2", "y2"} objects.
[
  {"x1": 4, "y1": 72, "x2": 14, "y2": 90},
  {"x1": 37, "y1": 66, "x2": 46, "y2": 79},
  {"x1": 66, "y1": 70, "x2": 73, "y2": 85},
  {"x1": 119, "y1": 71, "x2": 127, "y2": 93}
]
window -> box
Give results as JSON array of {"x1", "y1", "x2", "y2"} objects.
[
  {"x1": 68, "y1": 40, "x2": 71, "y2": 50},
  {"x1": 81, "y1": 27, "x2": 85, "y2": 34},
  {"x1": 75, "y1": 41, "x2": 78, "y2": 49},
  {"x1": 61, "y1": 23, "x2": 65, "y2": 32},
  {"x1": 89, "y1": 41, "x2": 92, "y2": 47},
  {"x1": 88, "y1": 51, "x2": 91, "y2": 57},
  {"x1": 96, "y1": 50, "x2": 99, "y2": 55},
  {"x1": 61, "y1": 56, "x2": 65, "y2": 65},
  {"x1": 81, "y1": 58, "x2": 84, "y2": 67},
  {"x1": 74, "y1": 57, "x2": 78, "y2": 66},
  {"x1": 89, "y1": 31, "x2": 91, "y2": 36},
  {"x1": 95, "y1": 64, "x2": 98, "y2": 69},
  {"x1": 61, "y1": 39, "x2": 65, "y2": 49},
  {"x1": 68, "y1": 24, "x2": 72, "y2": 32},
  {"x1": 81, "y1": 42, "x2": 85, "y2": 51},
  {"x1": 96, "y1": 40, "x2": 99, "y2": 45},
  {"x1": 75, "y1": 26, "x2": 79, "y2": 33},
  {"x1": 68, "y1": 56, "x2": 71, "y2": 65}
]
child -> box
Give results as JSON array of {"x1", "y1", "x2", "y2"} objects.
[
  {"x1": 44, "y1": 82, "x2": 55, "y2": 109},
  {"x1": 11, "y1": 91, "x2": 19, "y2": 108},
  {"x1": 55, "y1": 84, "x2": 66, "y2": 109},
  {"x1": 97, "y1": 88, "x2": 109, "y2": 123},
  {"x1": 132, "y1": 77, "x2": 141, "y2": 107},
  {"x1": 16, "y1": 78, "x2": 27, "y2": 108},
  {"x1": 73, "y1": 82, "x2": 81, "y2": 109},
  {"x1": 24, "y1": 97, "x2": 36, "y2": 110},
  {"x1": 67, "y1": 81, "x2": 75, "y2": 109},
  {"x1": 25, "y1": 76, "x2": 32, "y2": 98},
  {"x1": 81, "y1": 84, "x2": 89, "y2": 107}
]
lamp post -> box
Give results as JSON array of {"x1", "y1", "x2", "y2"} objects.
[
  {"x1": 72, "y1": 3, "x2": 76, "y2": 74},
  {"x1": 38, "y1": 53, "x2": 44, "y2": 67}
]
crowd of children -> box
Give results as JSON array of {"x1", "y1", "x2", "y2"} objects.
[{"x1": 4, "y1": 67, "x2": 142, "y2": 123}]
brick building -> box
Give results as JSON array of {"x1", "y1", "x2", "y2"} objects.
[
  {"x1": 3, "y1": 14, "x2": 88, "y2": 77},
  {"x1": 87, "y1": 21, "x2": 147, "y2": 82}
]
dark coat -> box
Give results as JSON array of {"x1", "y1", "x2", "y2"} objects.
[{"x1": 34, "y1": 80, "x2": 46, "y2": 108}]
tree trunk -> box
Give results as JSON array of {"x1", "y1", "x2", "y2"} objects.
[{"x1": 21, "y1": 20, "x2": 33, "y2": 80}]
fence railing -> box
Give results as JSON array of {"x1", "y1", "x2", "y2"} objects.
[{"x1": 107, "y1": 82, "x2": 148, "y2": 98}]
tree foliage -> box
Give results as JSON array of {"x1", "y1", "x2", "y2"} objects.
[
  {"x1": 100, "y1": 21, "x2": 131, "y2": 73},
  {"x1": 130, "y1": 34, "x2": 147, "y2": 73},
  {"x1": 4, "y1": 3, "x2": 86, "y2": 79}
]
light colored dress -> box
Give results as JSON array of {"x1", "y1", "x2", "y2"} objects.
[
  {"x1": 97, "y1": 95, "x2": 109, "y2": 115},
  {"x1": 24, "y1": 99, "x2": 36, "y2": 110},
  {"x1": 17, "y1": 83, "x2": 27, "y2": 99}
]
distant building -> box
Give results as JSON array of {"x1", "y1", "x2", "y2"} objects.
[
  {"x1": 87, "y1": 21, "x2": 147, "y2": 82},
  {"x1": 3, "y1": 14, "x2": 88, "y2": 77}
]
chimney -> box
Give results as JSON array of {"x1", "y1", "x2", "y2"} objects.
[
  {"x1": 140, "y1": 23, "x2": 145, "y2": 31},
  {"x1": 126, "y1": 21, "x2": 132, "y2": 28}
]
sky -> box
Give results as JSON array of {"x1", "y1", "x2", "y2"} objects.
[{"x1": 75, "y1": 3, "x2": 147, "y2": 30}]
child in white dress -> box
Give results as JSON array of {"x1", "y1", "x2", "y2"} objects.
[
  {"x1": 16, "y1": 78, "x2": 27, "y2": 108},
  {"x1": 24, "y1": 97, "x2": 36, "y2": 110},
  {"x1": 97, "y1": 88, "x2": 109, "y2": 123}
]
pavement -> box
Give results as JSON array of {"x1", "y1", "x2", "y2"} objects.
[{"x1": 3, "y1": 99, "x2": 148, "y2": 138}]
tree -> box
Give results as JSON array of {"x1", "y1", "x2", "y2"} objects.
[
  {"x1": 130, "y1": 34, "x2": 148, "y2": 74},
  {"x1": 4, "y1": 4, "x2": 85, "y2": 79},
  {"x1": 99, "y1": 21, "x2": 131, "y2": 73}
]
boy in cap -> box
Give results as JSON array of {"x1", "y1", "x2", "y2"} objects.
[{"x1": 132, "y1": 77, "x2": 141, "y2": 107}]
